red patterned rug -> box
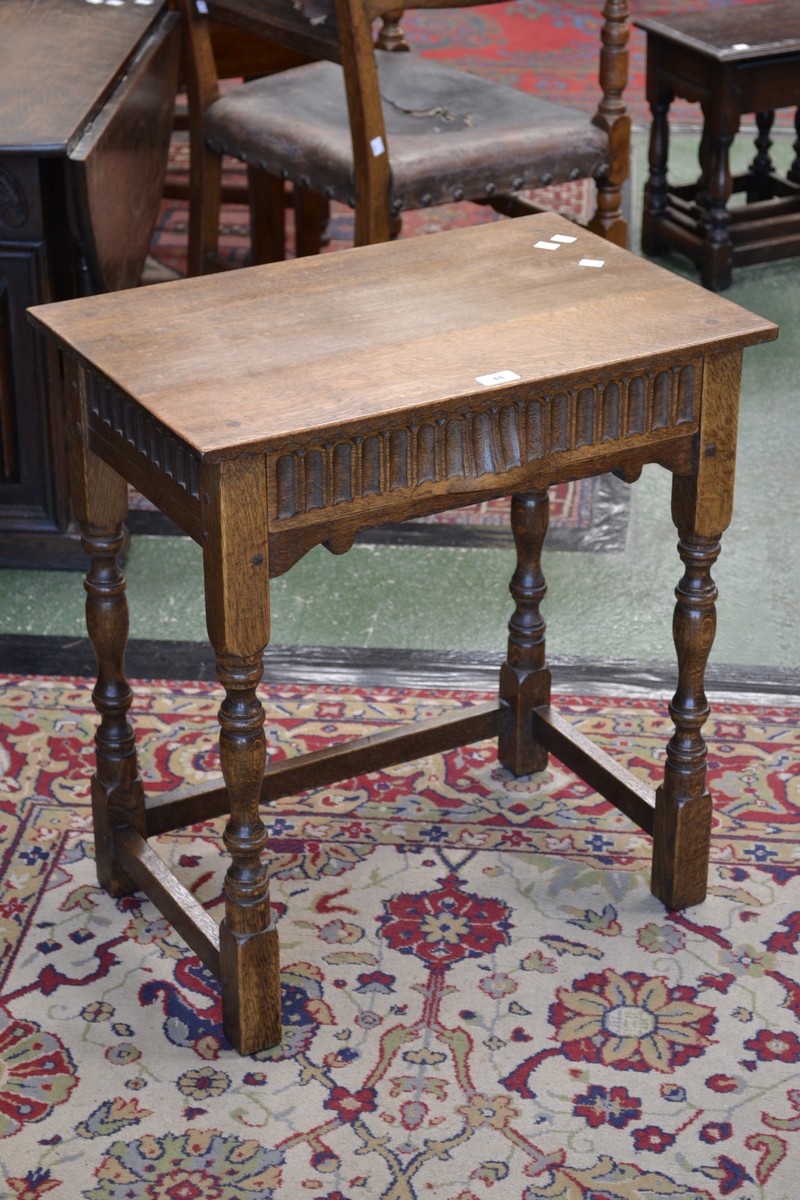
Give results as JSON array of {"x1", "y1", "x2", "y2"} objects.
[{"x1": 1, "y1": 674, "x2": 799, "y2": 1198}]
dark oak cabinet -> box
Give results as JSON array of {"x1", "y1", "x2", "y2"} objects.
[{"x1": 0, "y1": 0, "x2": 180, "y2": 567}]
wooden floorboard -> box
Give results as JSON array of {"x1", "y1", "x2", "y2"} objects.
[{"x1": 1, "y1": 634, "x2": 797, "y2": 698}]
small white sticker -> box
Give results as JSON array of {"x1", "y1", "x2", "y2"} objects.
[
  {"x1": 732, "y1": 42, "x2": 750, "y2": 49},
  {"x1": 370, "y1": 135, "x2": 386, "y2": 157},
  {"x1": 579, "y1": 258, "x2": 605, "y2": 268},
  {"x1": 475, "y1": 370, "x2": 521, "y2": 387},
  {"x1": 535, "y1": 240, "x2": 561, "y2": 250},
  {"x1": 550, "y1": 234, "x2": 577, "y2": 243}
]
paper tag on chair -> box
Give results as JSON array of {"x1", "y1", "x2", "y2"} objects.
[{"x1": 370, "y1": 136, "x2": 386, "y2": 157}]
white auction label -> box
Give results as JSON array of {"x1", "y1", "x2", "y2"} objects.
[
  {"x1": 535, "y1": 240, "x2": 561, "y2": 250},
  {"x1": 579, "y1": 258, "x2": 605, "y2": 268},
  {"x1": 475, "y1": 370, "x2": 521, "y2": 387},
  {"x1": 550, "y1": 234, "x2": 577, "y2": 243}
]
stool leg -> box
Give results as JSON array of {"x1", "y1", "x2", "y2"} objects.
[
  {"x1": 498, "y1": 490, "x2": 551, "y2": 776},
  {"x1": 748, "y1": 110, "x2": 776, "y2": 202},
  {"x1": 641, "y1": 90, "x2": 673, "y2": 256},
  {"x1": 699, "y1": 103, "x2": 737, "y2": 291},
  {"x1": 787, "y1": 108, "x2": 800, "y2": 185}
]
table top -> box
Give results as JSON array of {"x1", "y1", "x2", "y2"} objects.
[
  {"x1": 0, "y1": 0, "x2": 167, "y2": 155},
  {"x1": 634, "y1": 2, "x2": 800, "y2": 63},
  {"x1": 29, "y1": 215, "x2": 778, "y2": 460}
]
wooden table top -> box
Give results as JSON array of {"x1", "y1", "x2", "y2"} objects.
[
  {"x1": 634, "y1": 2, "x2": 800, "y2": 62},
  {"x1": 0, "y1": 0, "x2": 167, "y2": 155},
  {"x1": 29, "y1": 215, "x2": 778, "y2": 460}
]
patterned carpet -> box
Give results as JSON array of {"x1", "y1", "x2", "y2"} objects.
[{"x1": 2, "y1": 674, "x2": 799, "y2": 1198}]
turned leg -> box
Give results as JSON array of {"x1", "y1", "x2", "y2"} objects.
[
  {"x1": 216, "y1": 652, "x2": 280, "y2": 1053},
  {"x1": 699, "y1": 104, "x2": 738, "y2": 291},
  {"x1": 748, "y1": 110, "x2": 776, "y2": 202},
  {"x1": 64, "y1": 360, "x2": 145, "y2": 897},
  {"x1": 498, "y1": 490, "x2": 551, "y2": 776},
  {"x1": 83, "y1": 517, "x2": 147, "y2": 897},
  {"x1": 202, "y1": 456, "x2": 279, "y2": 1053},
  {"x1": 651, "y1": 534, "x2": 718, "y2": 910},
  {"x1": 787, "y1": 107, "x2": 800, "y2": 185},
  {"x1": 586, "y1": 0, "x2": 629, "y2": 248},
  {"x1": 650, "y1": 348, "x2": 744, "y2": 909},
  {"x1": 641, "y1": 90, "x2": 673, "y2": 257}
]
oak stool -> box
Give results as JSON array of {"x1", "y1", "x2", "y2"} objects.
[
  {"x1": 30, "y1": 216, "x2": 777, "y2": 1054},
  {"x1": 636, "y1": 1, "x2": 800, "y2": 290}
]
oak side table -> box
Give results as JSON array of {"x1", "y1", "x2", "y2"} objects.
[
  {"x1": 636, "y1": 1, "x2": 800, "y2": 291},
  {"x1": 29, "y1": 216, "x2": 777, "y2": 1054}
]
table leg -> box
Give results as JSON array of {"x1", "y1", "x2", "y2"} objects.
[
  {"x1": 201, "y1": 456, "x2": 280, "y2": 1053},
  {"x1": 65, "y1": 362, "x2": 145, "y2": 897},
  {"x1": 651, "y1": 531, "x2": 717, "y2": 910},
  {"x1": 651, "y1": 350, "x2": 742, "y2": 909},
  {"x1": 498, "y1": 490, "x2": 551, "y2": 776}
]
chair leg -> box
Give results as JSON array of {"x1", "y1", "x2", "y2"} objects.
[
  {"x1": 188, "y1": 140, "x2": 223, "y2": 275},
  {"x1": 248, "y1": 168, "x2": 288, "y2": 264},
  {"x1": 498, "y1": 490, "x2": 551, "y2": 776},
  {"x1": 294, "y1": 187, "x2": 329, "y2": 258}
]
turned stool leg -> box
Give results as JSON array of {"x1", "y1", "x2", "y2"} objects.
[
  {"x1": 699, "y1": 102, "x2": 737, "y2": 291},
  {"x1": 651, "y1": 532, "x2": 719, "y2": 910},
  {"x1": 642, "y1": 90, "x2": 673, "y2": 257},
  {"x1": 748, "y1": 110, "x2": 776, "y2": 202},
  {"x1": 498, "y1": 490, "x2": 551, "y2": 776},
  {"x1": 787, "y1": 107, "x2": 800, "y2": 185}
]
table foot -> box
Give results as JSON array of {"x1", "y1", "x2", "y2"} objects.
[
  {"x1": 220, "y1": 921, "x2": 282, "y2": 1054},
  {"x1": 498, "y1": 490, "x2": 551, "y2": 776},
  {"x1": 651, "y1": 786, "x2": 712, "y2": 910}
]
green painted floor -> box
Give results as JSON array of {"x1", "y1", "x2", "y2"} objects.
[{"x1": 2, "y1": 133, "x2": 798, "y2": 678}]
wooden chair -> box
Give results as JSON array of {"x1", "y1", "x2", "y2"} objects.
[{"x1": 175, "y1": 0, "x2": 631, "y2": 273}]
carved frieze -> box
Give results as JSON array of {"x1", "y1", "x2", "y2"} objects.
[
  {"x1": 273, "y1": 360, "x2": 700, "y2": 522},
  {"x1": 85, "y1": 370, "x2": 200, "y2": 501}
]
